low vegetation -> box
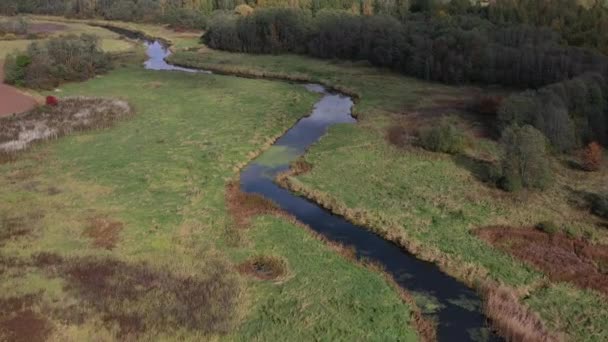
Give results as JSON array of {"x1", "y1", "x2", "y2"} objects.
[
  {"x1": 4, "y1": 34, "x2": 111, "y2": 89},
  {"x1": 477, "y1": 226, "x2": 608, "y2": 297},
  {"x1": 583, "y1": 141, "x2": 604, "y2": 171},
  {"x1": 0, "y1": 97, "x2": 131, "y2": 158},
  {"x1": 237, "y1": 255, "x2": 288, "y2": 280},
  {"x1": 418, "y1": 118, "x2": 466, "y2": 154},
  {"x1": 592, "y1": 193, "x2": 608, "y2": 219},
  {"x1": 0, "y1": 16, "x2": 29, "y2": 37}
]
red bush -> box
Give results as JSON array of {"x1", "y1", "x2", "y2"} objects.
[
  {"x1": 45, "y1": 96, "x2": 58, "y2": 106},
  {"x1": 583, "y1": 142, "x2": 603, "y2": 171}
]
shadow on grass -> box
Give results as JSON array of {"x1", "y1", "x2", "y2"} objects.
[{"x1": 452, "y1": 154, "x2": 502, "y2": 186}]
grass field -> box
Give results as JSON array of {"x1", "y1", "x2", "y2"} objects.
[
  {"x1": 0, "y1": 16, "x2": 135, "y2": 59},
  {"x1": 170, "y1": 48, "x2": 608, "y2": 340},
  {"x1": 0, "y1": 64, "x2": 420, "y2": 340}
]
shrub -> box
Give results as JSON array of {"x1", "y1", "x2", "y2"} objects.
[
  {"x1": 500, "y1": 125, "x2": 552, "y2": 191},
  {"x1": 45, "y1": 96, "x2": 58, "y2": 106},
  {"x1": 582, "y1": 142, "x2": 603, "y2": 172},
  {"x1": 418, "y1": 118, "x2": 466, "y2": 154},
  {"x1": 234, "y1": 4, "x2": 254, "y2": 17},
  {"x1": 4, "y1": 35, "x2": 110, "y2": 89},
  {"x1": 591, "y1": 193, "x2": 608, "y2": 219},
  {"x1": 3, "y1": 54, "x2": 29, "y2": 85},
  {"x1": 473, "y1": 95, "x2": 504, "y2": 115},
  {"x1": 0, "y1": 16, "x2": 29, "y2": 35},
  {"x1": 536, "y1": 221, "x2": 560, "y2": 235}
]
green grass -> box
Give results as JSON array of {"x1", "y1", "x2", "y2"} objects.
[
  {"x1": 169, "y1": 48, "x2": 608, "y2": 340},
  {"x1": 0, "y1": 16, "x2": 134, "y2": 58},
  {"x1": 0, "y1": 66, "x2": 417, "y2": 340}
]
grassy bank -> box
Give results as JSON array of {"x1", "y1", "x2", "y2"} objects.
[
  {"x1": 0, "y1": 65, "x2": 420, "y2": 340},
  {"x1": 169, "y1": 48, "x2": 608, "y2": 340}
]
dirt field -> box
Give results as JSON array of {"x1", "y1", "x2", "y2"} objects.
[{"x1": 0, "y1": 62, "x2": 39, "y2": 117}]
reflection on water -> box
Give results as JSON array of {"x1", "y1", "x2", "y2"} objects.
[
  {"x1": 137, "y1": 38, "x2": 500, "y2": 342},
  {"x1": 144, "y1": 41, "x2": 210, "y2": 73}
]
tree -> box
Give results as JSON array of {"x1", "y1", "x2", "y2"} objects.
[{"x1": 500, "y1": 125, "x2": 552, "y2": 191}]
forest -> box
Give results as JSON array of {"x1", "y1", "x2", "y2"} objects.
[{"x1": 203, "y1": 7, "x2": 608, "y2": 152}]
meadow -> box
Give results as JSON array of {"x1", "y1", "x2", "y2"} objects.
[
  {"x1": 0, "y1": 61, "x2": 420, "y2": 339},
  {"x1": 0, "y1": 16, "x2": 135, "y2": 59},
  {"x1": 170, "y1": 48, "x2": 608, "y2": 341}
]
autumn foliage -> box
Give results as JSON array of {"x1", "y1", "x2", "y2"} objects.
[
  {"x1": 45, "y1": 96, "x2": 58, "y2": 106},
  {"x1": 583, "y1": 142, "x2": 603, "y2": 171}
]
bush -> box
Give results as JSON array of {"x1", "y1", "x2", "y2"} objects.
[
  {"x1": 536, "y1": 221, "x2": 560, "y2": 235},
  {"x1": 583, "y1": 142, "x2": 603, "y2": 172},
  {"x1": 473, "y1": 95, "x2": 504, "y2": 115},
  {"x1": 0, "y1": 16, "x2": 29, "y2": 35},
  {"x1": 3, "y1": 54, "x2": 30, "y2": 85},
  {"x1": 500, "y1": 125, "x2": 552, "y2": 191},
  {"x1": 4, "y1": 34, "x2": 110, "y2": 89},
  {"x1": 591, "y1": 193, "x2": 608, "y2": 219},
  {"x1": 418, "y1": 118, "x2": 466, "y2": 154},
  {"x1": 234, "y1": 4, "x2": 254, "y2": 17}
]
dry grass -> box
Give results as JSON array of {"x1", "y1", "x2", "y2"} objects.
[
  {"x1": 0, "y1": 97, "x2": 131, "y2": 158},
  {"x1": 237, "y1": 255, "x2": 288, "y2": 281},
  {"x1": 476, "y1": 226, "x2": 608, "y2": 296},
  {"x1": 225, "y1": 181, "x2": 282, "y2": 229},
  {"x1": 84, "y1": 216, "x2": 124, "y2": 250},
  {"x1": 481, "y1": 285, "x2": 562, "y2": 342},
  {"x1": 26, "y1": 253, "x2": 241, "y2": 338},
  {"x1": 0, "y1": 294, "x2": 52, "y2": 342}
]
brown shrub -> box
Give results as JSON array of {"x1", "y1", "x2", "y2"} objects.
[
  {"x1": 84, "y1": 217, "x2": 124, "y2": 250},
  {"x1": 237, "y1": 255, "x2": 288, "y2": 280},
  {"x1": 225, "y1": 181, "x2": 280, "y2": 228},
  {"x1": 0, "y1": 216, "x2": 31, "y2": 246},
  {"x1": 473, "y1": 95, "x2": 504, "y2": 115},
  {"x1": 476, "y1": 226, "x2": 608, "y2": 296},
  {"x1": 387, "y1": 125, "x2": 408, "y2": 148},
  {"x1": 289, "y1": 159, "x2": 313, "y2": 176},
  {"x1": 481, "y1": 285, "x2": 561, "y2": 342},
  {"x1": 0, "y1": 294, "x2": 52, "y2": 342},
  {"x1": 582, "y1": 141, "x2": 603, "y2": 172},
  {"x1": 28, "y1": 254, "x2": 240, "y2": 337}
]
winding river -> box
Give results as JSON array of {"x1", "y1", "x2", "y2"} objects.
[{"x1": 139, "y1": 38, "x2": 500, "y2": 341}]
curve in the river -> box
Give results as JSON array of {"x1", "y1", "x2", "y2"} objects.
[{"x1": 137, "y1": 36, "x2": 500, "y2": 342}]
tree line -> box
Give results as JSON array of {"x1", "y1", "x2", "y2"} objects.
[
  {"x1": 2, "y1": 0, "x2": 607, "y2": 55},
  {"x1": 203, "y1": 8, "x2": 608, "y2": 151}
]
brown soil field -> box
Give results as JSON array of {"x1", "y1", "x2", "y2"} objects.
[
  {"x1": 0, "y1": 61, "x2": 38, "y2": 118},
  {"x1": 476, "y1": 226, "x2": 608, "y2": 296}
]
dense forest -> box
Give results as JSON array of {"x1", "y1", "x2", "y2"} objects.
[
  {"x1": 204, "y1": 7, "x2": 608, "y2": 150},
  {"x1": 2, "y1": 0, "x2": 607, "y2": 49}
]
